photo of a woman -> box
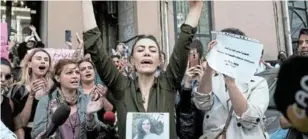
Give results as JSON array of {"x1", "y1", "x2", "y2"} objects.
[{"x1": 134, "y1": 118, "x2": 159, "y2": 139}]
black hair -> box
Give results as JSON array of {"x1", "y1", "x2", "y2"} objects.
[
  {"x1": 110, "y1": 55, "x2": 121, "y2": 59},
  {"x1": 221, "y1": 28, "x2": 246, "y2": 36},
  {"x1": 297, "y1": 28, "x2": 308, "y2": 52},
  {"x1": 130, "y1": 35, "x2": 161, "y2": 58},
  {"x1": 136, "y1": 117, "x2": 158, "y2": 139},
  {"x1": 17, "y1": 42, "x2": 30, "y2": 60},
  {"x1": 190, "y1": 39, "x2": 203, "y2": 56},
  {"x1": 0, "y1": 57, "x2": 12, "y2": 70},
  {"x1": 160, "y1": 51, "x2": 166, "y2": 61},
  {"x1": 299, "y1": 28, "x2": 308, "y2": 36},
  {"x1": 22, "y1": 27, "x2": 31, "y2": 36}
]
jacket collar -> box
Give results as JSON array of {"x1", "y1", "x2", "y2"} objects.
[{"x1": 134, "y1": 76, "x2": 159, "y2": 92}]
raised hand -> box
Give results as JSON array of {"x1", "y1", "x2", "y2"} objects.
[
  {"x1": 76, "y1": 32, "x2": 84, "y2": 49},
  {"x1": 185, "y1": 0, "x2": 203, "y2": 27},
  {"x1": 207, "y1": 40, "x2": 217, "y2": 52},
  {"x1": 29, "y1": 25, "x2": 37, "y2": 33},
  {"x1": 86, "y1": 91, "x2": 104, "y2": 114},
  {"x1": 65, "y1": 41, "x2": 73, "y2": 49},
  {"x1": 95, "y1": 84, "x2": 108, "y2": 97},
  {"x1": 187, "y1": 0, "x2": 203, "y2": 9},
  {"x1": 30, "y1": 79, "x2": 47, "y2": 99}
]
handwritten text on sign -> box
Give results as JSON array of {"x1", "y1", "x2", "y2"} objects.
[
  {"x1": 206, "y1": 32, "x2": 263, "y2": 83},
  {"x1": 28, "y1": 48, "x2": 76, "y2": 65},
  {"x1": 45, "y1": 48, "x2": 76, "y2": 65}
]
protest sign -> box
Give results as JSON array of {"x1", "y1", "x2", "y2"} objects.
[
  {"x1": 206, "y1": 31, "x2": 263, "y2": 83},
  {"x1": 45, "y1": 48, "x2": 77, "y2": 65},
  {"x1": 0, "y1": 120, "x2": 17, "y2": 139},
  {"x1": 126, "y1": 112, "x2": 169, "y2": 139},
  {"x1": 28, "y1": 48, "x2": 77, "y2": 66},
  {"x1": 0, "y1": 23, "x2": 9, "y2": 60}
]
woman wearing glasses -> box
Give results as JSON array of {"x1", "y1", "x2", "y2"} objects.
[{"x1": 0, "y1": 57, "x2": 21, "y2": 138}]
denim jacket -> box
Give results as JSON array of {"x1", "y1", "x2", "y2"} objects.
[{"x1": 31, "y1": 89, "x2": 105, "y2": 139}]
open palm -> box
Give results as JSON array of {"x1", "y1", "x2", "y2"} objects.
[{"x1": 86, "y1": 92, "x2": 104, "y2": 114}]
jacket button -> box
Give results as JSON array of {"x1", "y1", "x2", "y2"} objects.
[
  {"x1": 256, "y1": 118, "x2": 260, "y2": 122},
  {"x1": 206, "y1": 115, "x2": 210, "y2": 119},
  {"x1": 237, "y1": 123, "x2": 241, "y2": 127}
]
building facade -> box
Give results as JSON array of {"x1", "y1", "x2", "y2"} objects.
[{"x1": 1, "y1": 0, "x2": 307, "y2": 61}]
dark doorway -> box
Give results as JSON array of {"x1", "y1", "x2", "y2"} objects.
[{"x1": 93, "y1": 1, "x2": 118, "y2": 53}]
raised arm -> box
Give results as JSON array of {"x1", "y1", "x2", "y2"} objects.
[
  {"x1": 165, "y1": 1, "x2": 203, "y2": 89},
  {"x1": 29, "y1": 25, "x2": 41, "y2": 42},
  {"x1": 82, "y1": 1, "x2": 128, "y2": 99}
]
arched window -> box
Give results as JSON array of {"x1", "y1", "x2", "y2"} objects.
[
  {"x1": 288, "y1": 0, "x2": 308, "y2": 52},
  {"x1": 173, "y1": 1, "x2": 213, "y2": 57}
]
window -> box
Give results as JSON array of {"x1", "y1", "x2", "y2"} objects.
[
  {"x1": 92, "y1": 1, "x2": 118, "y2": 53},
  {"x1": 173, "y1": 1, "x2": 213, "y2": 57},
  {"x1": 1, "y1": 1, "x2": 41, "y2": 43},
  {"x1": 288, "y1": 1, "x2": 308, "y2": 52}
]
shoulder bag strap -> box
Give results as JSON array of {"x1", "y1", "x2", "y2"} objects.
[
  {"x1": 214, "y1": 107, "x2": 234, "y2": 139},
  {"x1": 214, "y1": 79, "x2": 264, "y2": 139}
]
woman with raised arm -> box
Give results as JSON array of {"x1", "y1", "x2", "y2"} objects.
[{"x1": 81, "y1": 1, "x2": 203, "y2": 138}]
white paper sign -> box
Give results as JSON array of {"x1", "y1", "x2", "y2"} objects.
[
  {"x1": 0, "y1": 120, "x2": 17, "y2": 139},
  {"x1": 126, "y1": 112, "x2": 169, "y2": 139},
  {"x1": 28, "y1": 48, "x2": 77, "y2": 66},
  {"x1": 206, "y1": 32, "x2": 263, "y2": 83}
]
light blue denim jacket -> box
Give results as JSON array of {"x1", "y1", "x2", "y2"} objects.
[{"x1": 31, "y1": 89, "x2": 105, "y2": 139}]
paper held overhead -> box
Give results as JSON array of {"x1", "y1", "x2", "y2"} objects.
[{"x1": 207, "y1": 32, "x2": 263, "y2": 83}]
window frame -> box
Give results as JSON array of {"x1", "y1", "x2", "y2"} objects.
[{"x1": 173, "y1": 1, "x2": 213, "y2": 41}]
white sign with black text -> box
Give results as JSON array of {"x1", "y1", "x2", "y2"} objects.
[
  {"x1": 206, "y1": 31, "x2": 263, "y2": 83},
  {"x1": 0, "y1": 120, "x2": 17, "y2": 139}
]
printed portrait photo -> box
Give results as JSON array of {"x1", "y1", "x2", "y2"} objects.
[{"x1": 126, "y1": 112, "x2": 169, "y2": 139}]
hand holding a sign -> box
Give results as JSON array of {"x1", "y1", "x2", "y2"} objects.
[
  {"x1": 196, "y1": 40, "x2": 217, "y2": 94},
  {"x1": 203, "y1": 40, "x2": 217, "y2": 73},
  {"x1": 223, "y1": 75, "x2": 235, "y2": 86}
]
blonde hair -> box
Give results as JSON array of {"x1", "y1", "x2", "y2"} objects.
[{"x1": 16, "y1": 48, "x2": 52, "y2": 89}]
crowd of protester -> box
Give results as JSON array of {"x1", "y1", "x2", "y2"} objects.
[{"x1": 1, "y1": 0, "x2": 308, "y2": 139}]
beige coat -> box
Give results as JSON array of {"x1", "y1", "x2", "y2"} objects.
[{"x1": 193, "y1": 74, "x2": 270, "y2": 139}]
